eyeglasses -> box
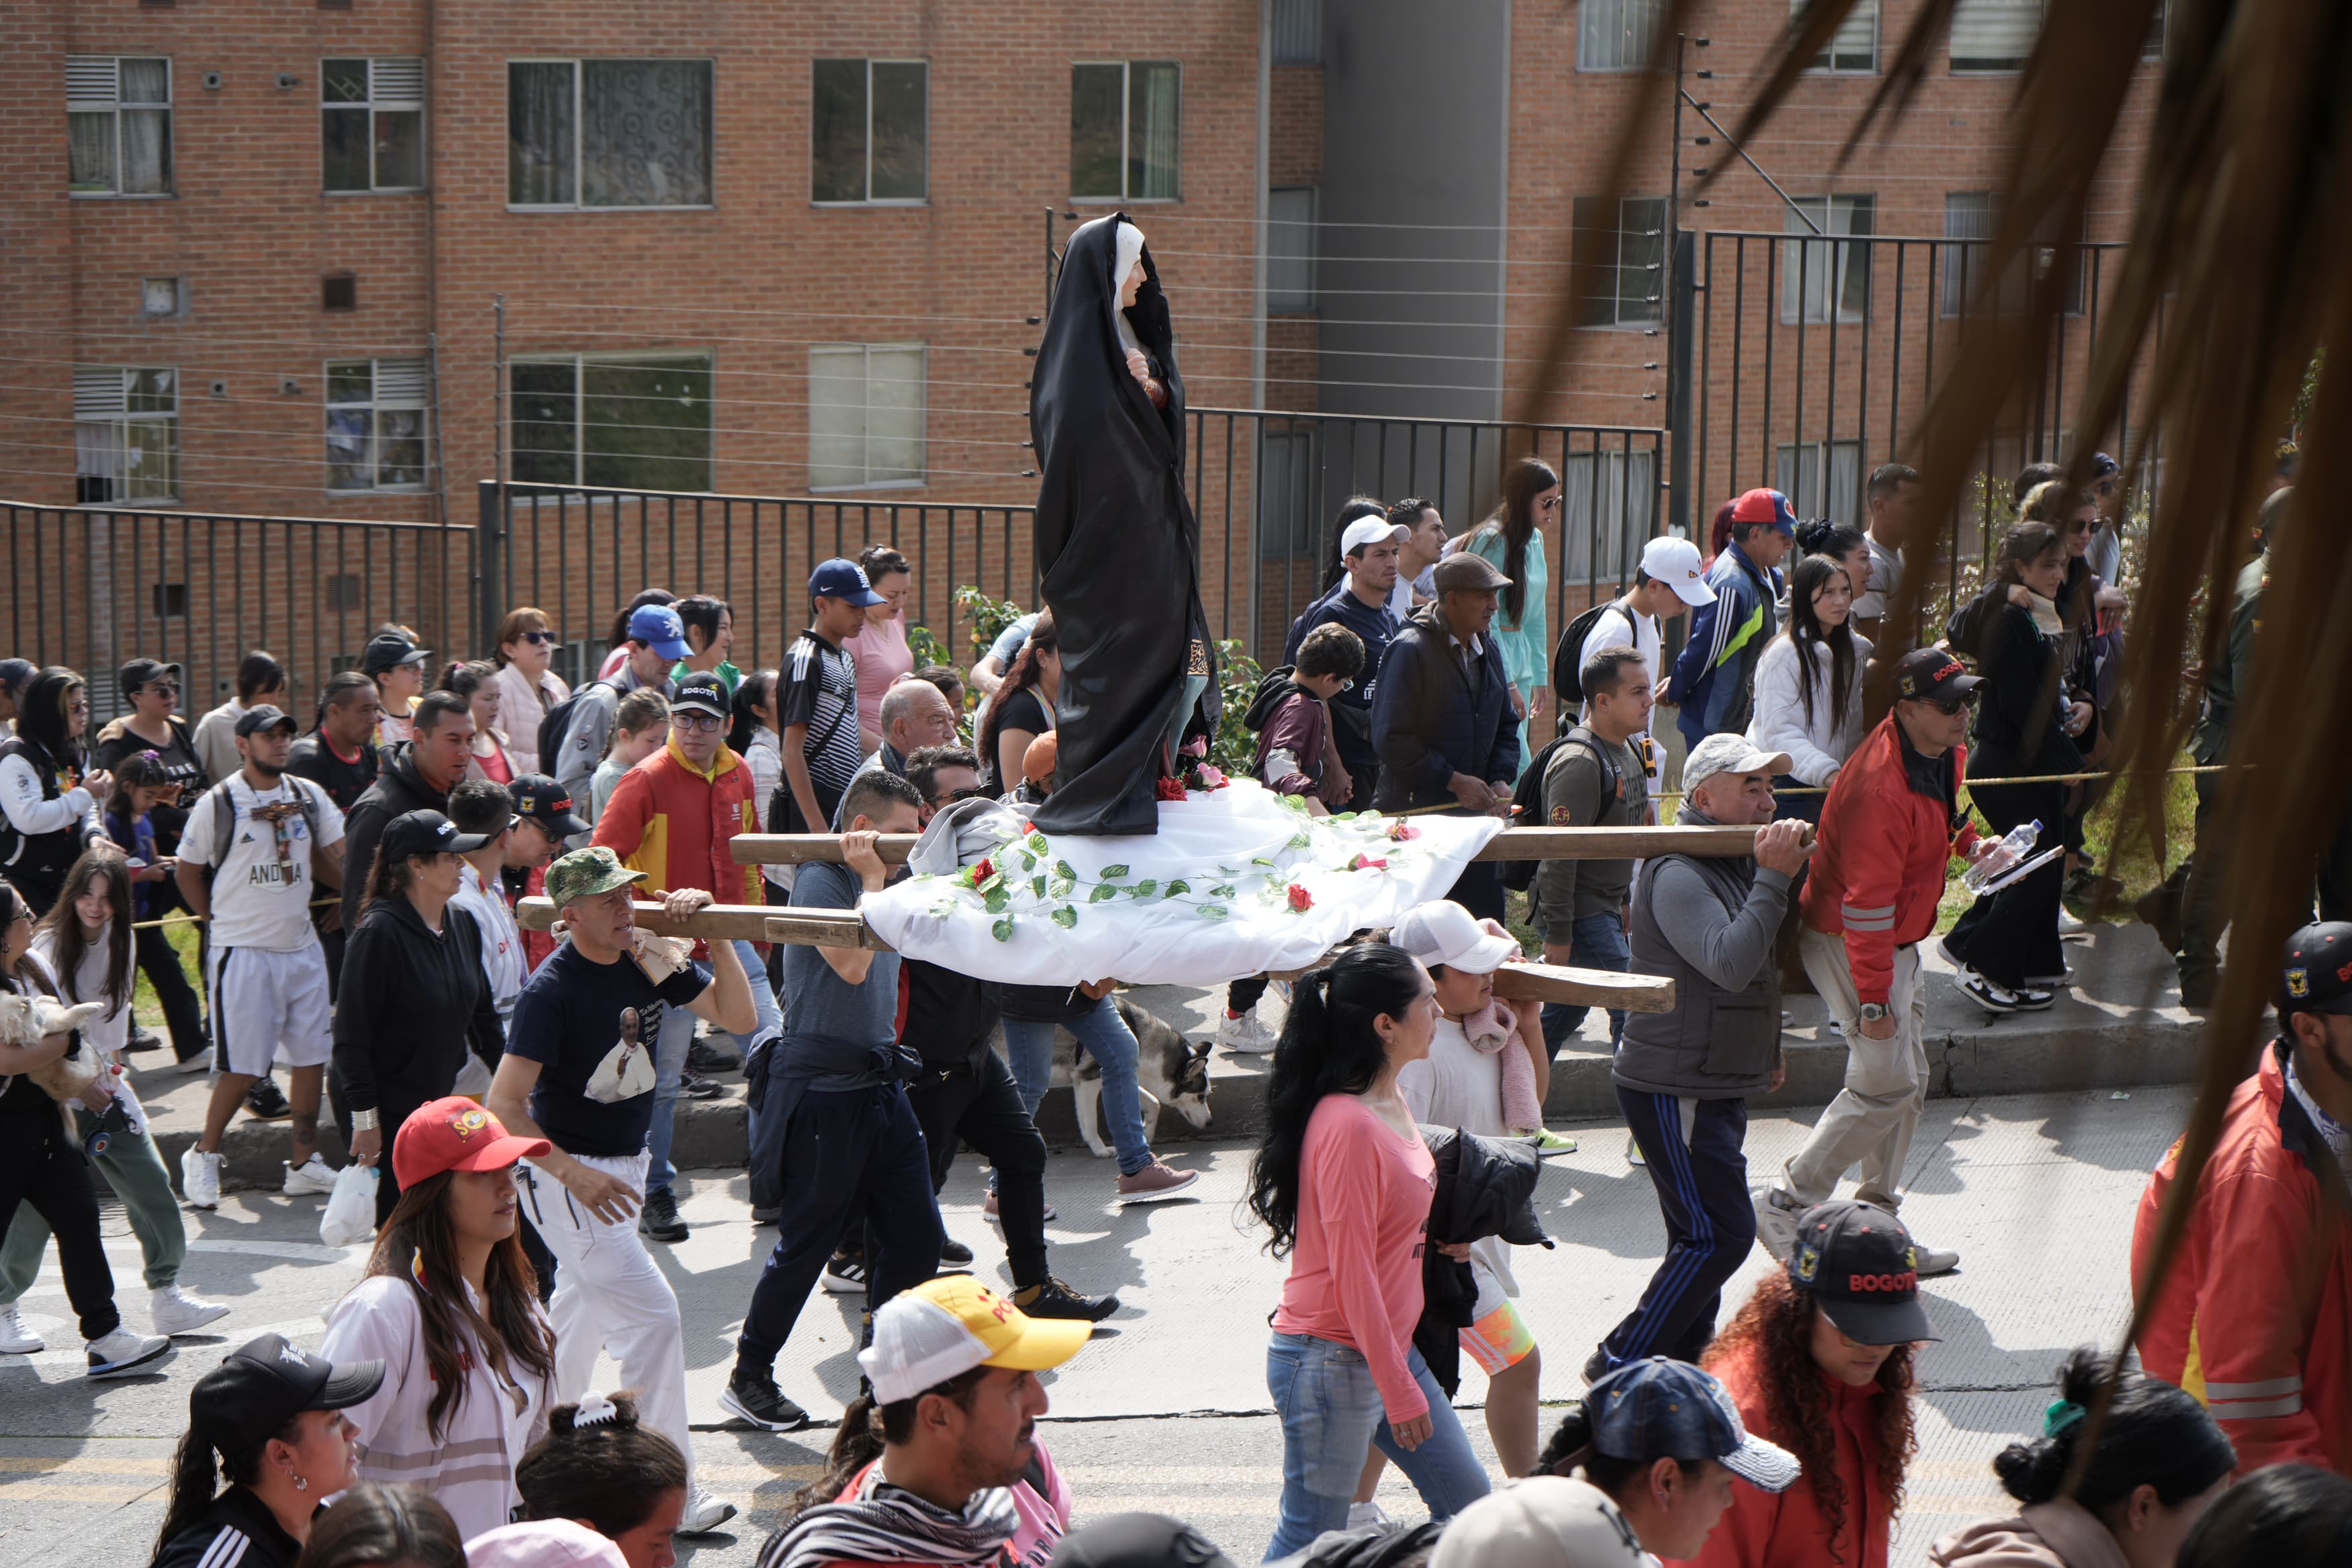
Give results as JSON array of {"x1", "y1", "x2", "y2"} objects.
[
  {"x1": 67, "y1": 699, "x2": 90, "y2": 715},
  {"x1": 517, "y1": 630, "x2": 557, "y2": 645},
  {"x1": 671, "y1": 711, "x2": 724, "y2": 732}
]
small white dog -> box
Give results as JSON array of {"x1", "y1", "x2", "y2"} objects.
[
  {"x1": 0, "y1": 991, "x2": 111, "y2": 1104},
  {"x1": 1040, "y1": 997, "x2": 1214, "y2": 1158}
]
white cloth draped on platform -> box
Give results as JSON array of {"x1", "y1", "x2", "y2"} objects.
[{"x1": 861, "y1": 780, "x2": 1504, "y2": 987}]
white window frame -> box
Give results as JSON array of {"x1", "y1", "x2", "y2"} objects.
[
  {"x1": 507, "y1": 350, "x2": 716, "y2": 491},
  {"x1": 810, "y1": 58, "x2": 929, "y2": 206},
  {"x1": 1950, "y1": 0, "x2": 2042, "y2": 73},
  {"x1": 505, "y1": 58, "x2": 716, "y2": 212},
  {"x1": 1796, "y1": 0, "x2": 1878, "y2": 72},
  {"x1": 1578, "y1": 0, "x2": 1664, "y2": 72},
  {"x1": 324, "y1": 358, "x2": 432, "y2": 493},
  {"x1": 74, "y1": 366, "x2": 180, "y2": 503},
  {"x1": 1267, "y1": 186, "x2": 1317, "y2": 311},
  {"x1": 321, "y1": 56, "x2": 427, "y2": 195},
  {"x1": 67, "y1": 56, "x2": 172, "y2": 197},
  {"x1": 807, "y1": 343, "x2": 929, "y2": 492},
  {"x1": 1780, "y1": 194, "x2": 1874, "y2": 325},
  {"x1": 1069, "y1": 60, "x2": 1183, "y2": 203}
]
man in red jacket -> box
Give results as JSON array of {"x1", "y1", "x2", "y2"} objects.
[
  {"x1": 2132, "y1": 920, "x2": 2352, "y2": 1476},
  {"x1": 1753, "y1": 649, "x2": 1996, "y2": 1275}
]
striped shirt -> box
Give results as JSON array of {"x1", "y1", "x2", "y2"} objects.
[
  {"x1": 777, "y1": 629, "x2": 863, "y2": 828},
  {"x1": 150, "y1": 1485, "x2": 301, "y2": 1568}
]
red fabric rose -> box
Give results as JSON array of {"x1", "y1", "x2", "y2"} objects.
[
  {"x1": 973, "y1": 858, "x2": 994, "y2": 882},
  {"x1": 1287, "y1": 883, "x2": 1313, "y2": 912},
  {"x1": 1387, "y1": 822, "x2": 1422, "y2": 842},
  {"x1": 1155, "y1": 777, "x2": 1189, "y2": 801}
]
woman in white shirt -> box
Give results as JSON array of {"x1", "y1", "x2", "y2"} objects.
[
  {"x1": 491, "y1": 607, "x2": 572, "y2": 778},
  {"x1": 1746, "y1": 548, "x2": 1871, "y2": 824}
]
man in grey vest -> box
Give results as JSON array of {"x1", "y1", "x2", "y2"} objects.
[{"x1": 1583, "y1": 733, "x2": 1814, "y2": 1384}]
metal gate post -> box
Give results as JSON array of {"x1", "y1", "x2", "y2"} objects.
[
  {"x1": 477, "y1": 479, "x2": 505, "y2": 654},
  {"x1": 1667, "y1": 229, "x2": 1697, "y2": 540}
]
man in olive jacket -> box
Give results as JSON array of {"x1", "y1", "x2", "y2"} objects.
[{"x1": 1585, "y1": 733, "x2": 1812, "y2": 1381}]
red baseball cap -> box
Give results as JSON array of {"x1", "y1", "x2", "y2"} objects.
[
  {"x1": 1729, "y1": 487, "x2": 1798, "y2": 530},
  {"x1": 392, "y1": 1097, "x2": 550, "y2": 1190}
]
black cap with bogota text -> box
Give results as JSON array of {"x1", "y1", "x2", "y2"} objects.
[
  {"x1": 2281, "y1": 921, "x2": 2352, "y2": 1019},
  {"x1": 1787, "y1": 1199, "x2": 1941, "y2": 1346}
]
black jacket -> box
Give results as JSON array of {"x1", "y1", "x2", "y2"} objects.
[
  {"x1": 330, "y1": 893, "x2": 499, "y2": 1114},
  {"x1": 150, "y1": 1485, "x2": 303, "y2": 1568},
  {"x1": 1947, "y1": 585, "x2": 2086, "y2": 781},
  {"x1": 338, "y1": 742, "x2": 451, "y2": 930},
  {"x1": 1369, "y1": 603, "x2": 1522, "y2": 811},
  {"x1": 907, "y1": 959, "x2": 1000, "y2": 1076},
  {"x1": 1413, "y1": 1125, "x2": 1551, "y2": 1395}
]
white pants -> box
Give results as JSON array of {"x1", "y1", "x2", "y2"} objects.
[
  {"x1": 518, "y1": 1149, "x2": 695, "y2": 1495},
  {"x1": 1783, "y1": 930, "x2": 1930, "y2": 1212},
  {"x1": 208, "y1": 943, "x2": 334, "y2": 1074}
]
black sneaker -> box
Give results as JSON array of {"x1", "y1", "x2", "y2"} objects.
[
  {"x1": 245, "y1": 1079, "x2": 292, "y2": 1121},
  {"x1": 687, "y1": 1036, "x2": 742, "y2": 1074},
  {"x1": 940, "y1": 1238, "x2": 974, "y2": 1269},
  {"x1": 678, "y1": 1071, "x2": 722, "y2": 1101},
  {"x1": 720, "y1": 1370, "x2": 810, "y2": 1432},
  {"x1": 821, "y1": 1254, "x2": 868, "y2": 1294},
  {"x1": 638, "y1": 1187, "x2": 689, "y2": 1242},
  {"x1": 1013, "y1": 1277, "x2": 1120, "y2": 1322},
  {"x1": 125, "y1": 1023, "x2": 165, "y2": 1054}
]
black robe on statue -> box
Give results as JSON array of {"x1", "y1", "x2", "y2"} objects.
[{"x1": 1027, "y1": 213, "x2": 1218, "y2": 836}]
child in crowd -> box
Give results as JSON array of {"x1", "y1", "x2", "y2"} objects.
[
  {"x1": 102, "y1": 752, "x2": 209, "y2": 1071},
  {"x1": 587, "y1": 689, "x2": 671, "y2": 825}
]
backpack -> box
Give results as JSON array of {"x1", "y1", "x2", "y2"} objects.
[
  {"x1": 768, "y1": 636, "x2": 860, "y2": 832},
  {"x1": 1498, "y1": 726, "x2": 1622, "y2": 893},
  {"x1": 1551, "y1": 595, "x2": 1638, "y2": 710},
  {"x1": 536, "y1": 677, "x2": 622, "y2": 771},
  {"x1": 200, "y1": 775, "x2": 328, "y2": 879}
]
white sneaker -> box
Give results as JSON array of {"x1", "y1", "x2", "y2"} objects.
[
  {"x1": 86, "y1": 1326, "x2": 173, "y2": 1378},
  {"x1": 282, "y1": 1155, "x2": 338, "y2": 1196},
  {"x1": 180, "y1": 1147, "x2": 222, "y2": 1210},
  {"x1": 0, "y1": 1304, "x2": 44, "y2": 1354},
  {"x1": 1625, "y1": 1133, "x2": 1645, "y2": 1167},
  {"x1": 2057, "y1": 908, "x2": 2090, "y2": 937},
  {"x1": 679, "y1": 1487, "x2": 738, "y2": 1535},
  {"x1": 1216, "y1": 1008, "x2": 1278, "y2": 1054},
  {"x1": 1346, "y1": 1500, "x2": 1395, "y2": 1532},
  {"x1": 150, "y1": 1285, "x2": 230, "y2": 1336},
  {"x1": 1751, "y1": 1185, "x2": 1803, "y2": 1263}
]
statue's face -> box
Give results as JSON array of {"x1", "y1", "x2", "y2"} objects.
[{"x1": 1120, "y1": 260, "x2": 1146, "y2": 309}]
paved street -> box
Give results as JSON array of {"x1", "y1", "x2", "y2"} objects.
[{"x1": 0, "y1": 1082, "x2": 2183, "y2": 1565}]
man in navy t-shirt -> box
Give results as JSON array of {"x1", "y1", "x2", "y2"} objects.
[{"x1": 485, "y1": 845, "x2": 753, "y2": 1537}]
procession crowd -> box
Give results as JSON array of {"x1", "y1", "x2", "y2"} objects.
[{"x1": 1, "y1": 456, "x2": 2349, "y2": 1568}]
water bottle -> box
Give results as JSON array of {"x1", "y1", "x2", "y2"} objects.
[{"x1": 1961, "y1": 819, "x2": 2043, "y2": 894}]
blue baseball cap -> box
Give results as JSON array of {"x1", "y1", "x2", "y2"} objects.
[
  {"x1": 626, "y1": 603, "x2": 692, "y2": 659},
  {"x1": 1587, "y1": 1358, "x2": 1800, "y2": 1493},
  {"x1": 808, "y1": 557, "x2": 887, "y2": 607}
]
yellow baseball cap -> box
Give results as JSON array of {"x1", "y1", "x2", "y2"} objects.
[{"x1": 856, "y1": 1276, "x2": 1093, "y2": 1406}]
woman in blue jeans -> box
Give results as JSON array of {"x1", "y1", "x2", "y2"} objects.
[
  {"x1": 990, "y1": 979, "x2": 1199, "y2": 1202},
  {"x1": 1245, "y1": 942, "x2": 1490, "y2": 1556}
]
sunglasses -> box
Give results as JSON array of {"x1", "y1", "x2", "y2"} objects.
[
  {"x1": 1926, "y1": 693, "x2": 1979, "y2": 715},
  {"x1": 929, "y1": 785, "x2": 989, "y2": 806},
  {"x1": 516, "y1": 630, "x2": 557, "y2": 645},
  {"x1": 1538, "y1": 495, "x2": 1561, "y2": 512},
  {"x1": 671, "y1": 711, "x2": 724, "y2": 732},
  {"x1": 144, "y1": 682, "x2": 179, "y2": 697}
]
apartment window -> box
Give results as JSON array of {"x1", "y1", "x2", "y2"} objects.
[
  {"x1": 1272, "y1": 0, "x2": 1323, "y2": 64},
  {"x1": 1951, "y1": 0, "x2": 2041, "y2": 72},
  {"x1": 1267, "y1": 187, "x2": 1316, "y2": 311},
  {"x1": 511, "y1": 354, "x2": 714, "y2": 492},
  {"x1": 1942, "y1": 192, "x2": 2084, "y2": 317},
  {"x1": 808, "y1": 344, "x2": 926, "y2": 490},
  {"x1": 1781, "y1": 195, "x2": 1873, "y2": 324},
  {"x1": 1071, "y1": 62, "x2": 1181, "y2": 201},
  {"x1": 508, "y1": 60, "x2": 714, "y2": 209},
  {"x1": 1579, "y1": 0, "x2": 1663, "y2": 71},
  {"x1": 1561, "y1": 449, "x2": 1658, "y2": 580},
  {"x1": 811, "y1": 60, "x2": 927, "y2": 203},
  {"x1": 1799, "y1": 0, "x2": 1878, "y2": 72},
  {"x1": 1571, "y1": 195, "x2": 1666, "y2": 327},
  {"x1": 1777, "y1": 440, "x2": 1862, "y2": 525},
  {"x1": 74, "y1": 366, "x2": 179, "y2": 503},
  {"x1": 323, "y1": 58, "x2": 426, "y2": 192},
  {"x1": 325, "y1": 358, "x2": 429, "y2": 491},
  {"x1": 68, "y1": 57, "x2": 172, "y2": 195}
]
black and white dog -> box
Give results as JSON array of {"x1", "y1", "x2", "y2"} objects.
[{"x1": 1046, "y1": 997, "x2": 1214, "y2": 1157}]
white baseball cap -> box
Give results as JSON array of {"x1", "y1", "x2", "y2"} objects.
[
  {"x1": 1681, "y1": 732, "x2": 1792, "y2": 795},
  {"x1": 858, "y1": 1275, "x2": 1091, "y2": 1406},
  {"x1": 1431, "y1": 1479, "x2": 1649, "y2": 1568},
  {"x1": 1391, "y1": 900, "x2": 1521, "y2": 976},
  {"x1": 1640, "y1": 534, "x2": 1716, "y2": 606},
  {"x1": 1340, "y1": 516, "x2": 1411, "y2": 556}
]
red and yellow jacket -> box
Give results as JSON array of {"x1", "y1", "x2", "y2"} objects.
[
  {"x1": 591, "y1": 738, "x2": 761, "y2": 953},
  {"x1": 2132, "y1": 1039, "x2": 2352, "y2": 1477},
  {"x1": 1801, "y1": 716, "x2": 1980, "y2": 1006}
]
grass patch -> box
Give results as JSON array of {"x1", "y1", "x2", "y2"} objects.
[{"x1": 130, "y1": 915, "x2": 203, "y2": 1024}]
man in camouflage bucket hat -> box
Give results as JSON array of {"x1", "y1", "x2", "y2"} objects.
[{"x1": 483, "y1": 845, "x2": 756, "y2": 1536}]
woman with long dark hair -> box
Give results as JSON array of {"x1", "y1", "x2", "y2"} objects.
[
  {"x1": 0, "y1": 666, "x2": 109, "y2": 914},
  {"x1": 1930, "y1": 1346, "x2": 2233, "y2": 1568},
  {"x1": 598, "y1": 589, "x2": 677, "y2": 681},
  {"x1": 1747, "y1": 544, "x2": 1871, "y2": 824},
  {"x1": 516, "y1": 1391, "x2": 689, "y2": 1568},
  {"x1": 318, "y1": 1097, "x2": 558, "y2": 1542},
  {"x1": 0, "y1": 850, "x2": 227, "y2": 1349},
  {"x1": 1459, "y1": 458, "x2": 1557, "y2": 773},
  {"x1": 1940, "y1": 520, "x2": 2086, "y2": 1013},
  {"x1": 288, "y1": 1483, "x2": 467, "y2": 1568},
  {"x1": 1691, "y1": 1199, "x2": 1932, "y2": 1568},
  {"x1": 99, "y1": 751, "x2": 210, "y2": 1067},
  {"x1": 977, "y1": 609, "x2": 1059, "y2": 795},
  {"x1": 1250, "y1": 942, "x2": 1489, "y2": 1557},
  {"x1": 148, "y1": 1333, "x2": 380, "y2": 1568},
  {"x1": 2177, "y1": 1465, "x2": 2352, "y2": 1568}
]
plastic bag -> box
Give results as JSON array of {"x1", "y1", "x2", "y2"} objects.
[{"x1": 320, "y1": 1163, "x2": 379, "y2": 1248}]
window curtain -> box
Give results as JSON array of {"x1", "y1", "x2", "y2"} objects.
[
  {"x1": 1128, "y1": 64, "x2": 1179, "y2": 199},
  {"x1": 581, "y1": 60, "x2": 712, "y2": 207},
  {"x1": 509, "y1": 62, "x2": 576, "y2": 205}
]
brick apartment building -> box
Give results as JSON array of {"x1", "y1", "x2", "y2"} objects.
[{"x1": 1, "y1": 0, "x2": 2158, "y2": 709}]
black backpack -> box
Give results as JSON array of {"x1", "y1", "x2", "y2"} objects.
[
  {"x1": 1498, "y1": 726, "x2": 1622, "y2": 893},
  {"x1": 536, "y1": 677, "x2": 622, "y2": 773},
  {"x1": 1551, "y1": 595, "x2": 1638, "y2": 709}
]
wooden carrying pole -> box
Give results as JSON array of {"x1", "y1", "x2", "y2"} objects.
[
  {"x1": 732, "y1": 823, "x2": 1763, "y2": 867},
  {"x1": 505, "y1": 899, "x2": 1670, "y2": 1010}
]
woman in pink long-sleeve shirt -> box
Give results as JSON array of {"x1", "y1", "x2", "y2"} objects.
[{"x1": 1246, "y1": 941, "x2": 1492, "y2": 1558}]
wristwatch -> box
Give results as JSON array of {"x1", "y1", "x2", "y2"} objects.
[{"x1": 1858, "y1": 1003, "x2": 1890, "y2": 1023}]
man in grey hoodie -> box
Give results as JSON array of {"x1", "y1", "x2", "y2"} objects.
[{"x1": 1584, "y1": 733, "x2": 1814, "y2": 1383}]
